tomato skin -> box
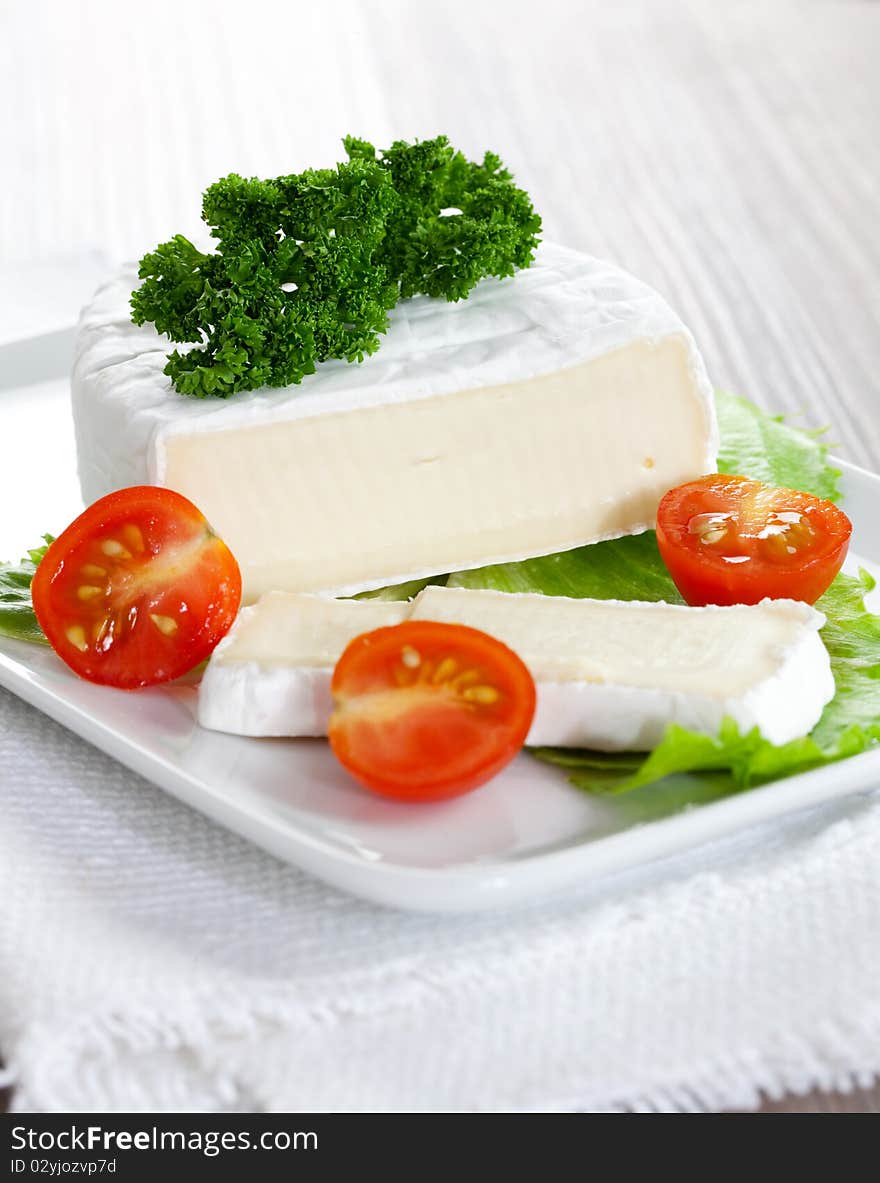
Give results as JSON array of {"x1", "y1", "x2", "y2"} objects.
[
  {"x1": 32, "y1": 486, "x2": 241, "y2": 688},
  {"x1": 328, "y1": 620, "x2": 537, "y2": 802},
  {"x1": 656, "y1": 475, "x2": 852, "y2": 607}
]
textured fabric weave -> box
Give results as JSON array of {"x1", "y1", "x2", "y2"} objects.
[{"x1": 2, "y1": 687, "x2": 879, "y2": 1111}]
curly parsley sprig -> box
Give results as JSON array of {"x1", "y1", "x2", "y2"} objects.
[{"x1": 130, "y1": 136, "x2": 541, "y2": 399}]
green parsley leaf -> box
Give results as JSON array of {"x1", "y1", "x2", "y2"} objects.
[
  {"x1": 346, "y1": 135, "x2": 542, "y2": 301},
  {"x1": 131, "y1": 137, "x2": 541, "y2": 398}
]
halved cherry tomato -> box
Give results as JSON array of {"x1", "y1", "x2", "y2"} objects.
[
  {"x1": 32, "y1": 486, "x2": 241, "y2": 688},
  {"x1": 656, "y1": 474, "x2": 851, "y2": 606},
  {"x1": 328, "y1": 620, "x2": 537, "y2": 802}
]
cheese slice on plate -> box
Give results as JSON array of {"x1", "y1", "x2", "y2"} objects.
[
  {"x1": 199, "y1": 594, "x2": 408, "y2": 738},
  {"x1": 73, "y1": 244, "x2": 717, "y2": 601},
  {"x1": 198, "y1": 587, "x2": 834, "y2": 749}
]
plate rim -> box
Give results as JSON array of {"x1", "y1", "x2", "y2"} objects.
[{"x1": 2, "y1": 626, "x2": 880, "y2": 911}]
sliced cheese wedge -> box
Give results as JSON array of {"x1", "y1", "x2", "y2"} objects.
[
  {"x1": 197, "y1": 588, "x2": 834, "y2": 750},
  {"x1": 198, "y1": 594, "x2": 409, "y2": 738},
  {"x1": 73, "y1": 243, "x2": 717, "y2": 601}
]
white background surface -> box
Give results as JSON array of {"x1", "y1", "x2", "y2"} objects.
[
  {"x1": 1, "y1": 0, "x2": 879, "y2": 1112},
  {"x1": 2, "y1": 0, "x2": 879, "y2": 465}
]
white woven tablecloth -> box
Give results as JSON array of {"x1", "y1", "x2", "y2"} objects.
[
  {"x1": 2, "y1": 0, "x2": 880, "y2": 1112},
  {"x1": 2, "y1": 685, "x2": 879, "y2": 1112}
]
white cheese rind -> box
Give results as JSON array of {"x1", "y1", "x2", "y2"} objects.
[
  {"x1": 198, "y1": 660, "x2": 333, "y2": 739},
  {"x1": 73, "y1": 244, "x2": 718, "y2": 599},
  {"x1": 197, "y1": 590, "x2": 834, "y2": 749},
  {"x1": 527, "y1": 631, "x2": 831, "y2": 748}
]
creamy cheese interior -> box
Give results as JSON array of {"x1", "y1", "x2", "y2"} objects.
[
  {"x1": 410, "y1": 587, "x2": 820, "y2": 696},
  {"x1": 213, "y1": 586, "x2": 823, "y2": 699},
  {"x1": 222, "y1": 593, "x2": 408, "y2": 667},
  {"x1": 160, "y1": 337, "x2": 712, "y2": 600}
]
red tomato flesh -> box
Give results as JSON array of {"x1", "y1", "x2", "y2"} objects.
[
  {"x1": 32, "y1": 486, "x2": 242, "y2": 688},
  {"x1": 328, "y1": 621, "x2": 537, "y2": 802},
  {"x1": 656, "y1": 474, "x2": 851, "y2": 606}
]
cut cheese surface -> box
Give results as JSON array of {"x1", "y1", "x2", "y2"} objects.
[
  {"x1": 217, "y1": 592, "x2": 408, "y2": 667},
  {"x1": 409, "y1": 586, "x2": 814, "y2": 694},
  {"x1": 73, "y1": 243, "x2": 717, "y2": 600},
  {"x1": 198, "y1": 588, "x2": 834, "y2": 750},
  {"x1": 162, "y1": 337, "x2": 708, "y2": 598}
]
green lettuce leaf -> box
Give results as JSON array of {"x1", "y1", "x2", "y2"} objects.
[
  {"x1": 448, "y1": 531, "x2": 681, "y2": 601},
  {"x1": 715, "y1": 391, "x2": 841, "y2": 499},
  {"x1": 0, "y1": 538, "x2": 53, "y2": 645},
  {"x1": 354, "y1": 575, "x2": 449, "y2": 602}
]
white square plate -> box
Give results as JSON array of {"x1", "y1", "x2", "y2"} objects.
[{"x1": 2, "y1": 331, "x2": 879, "y2": 912}]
